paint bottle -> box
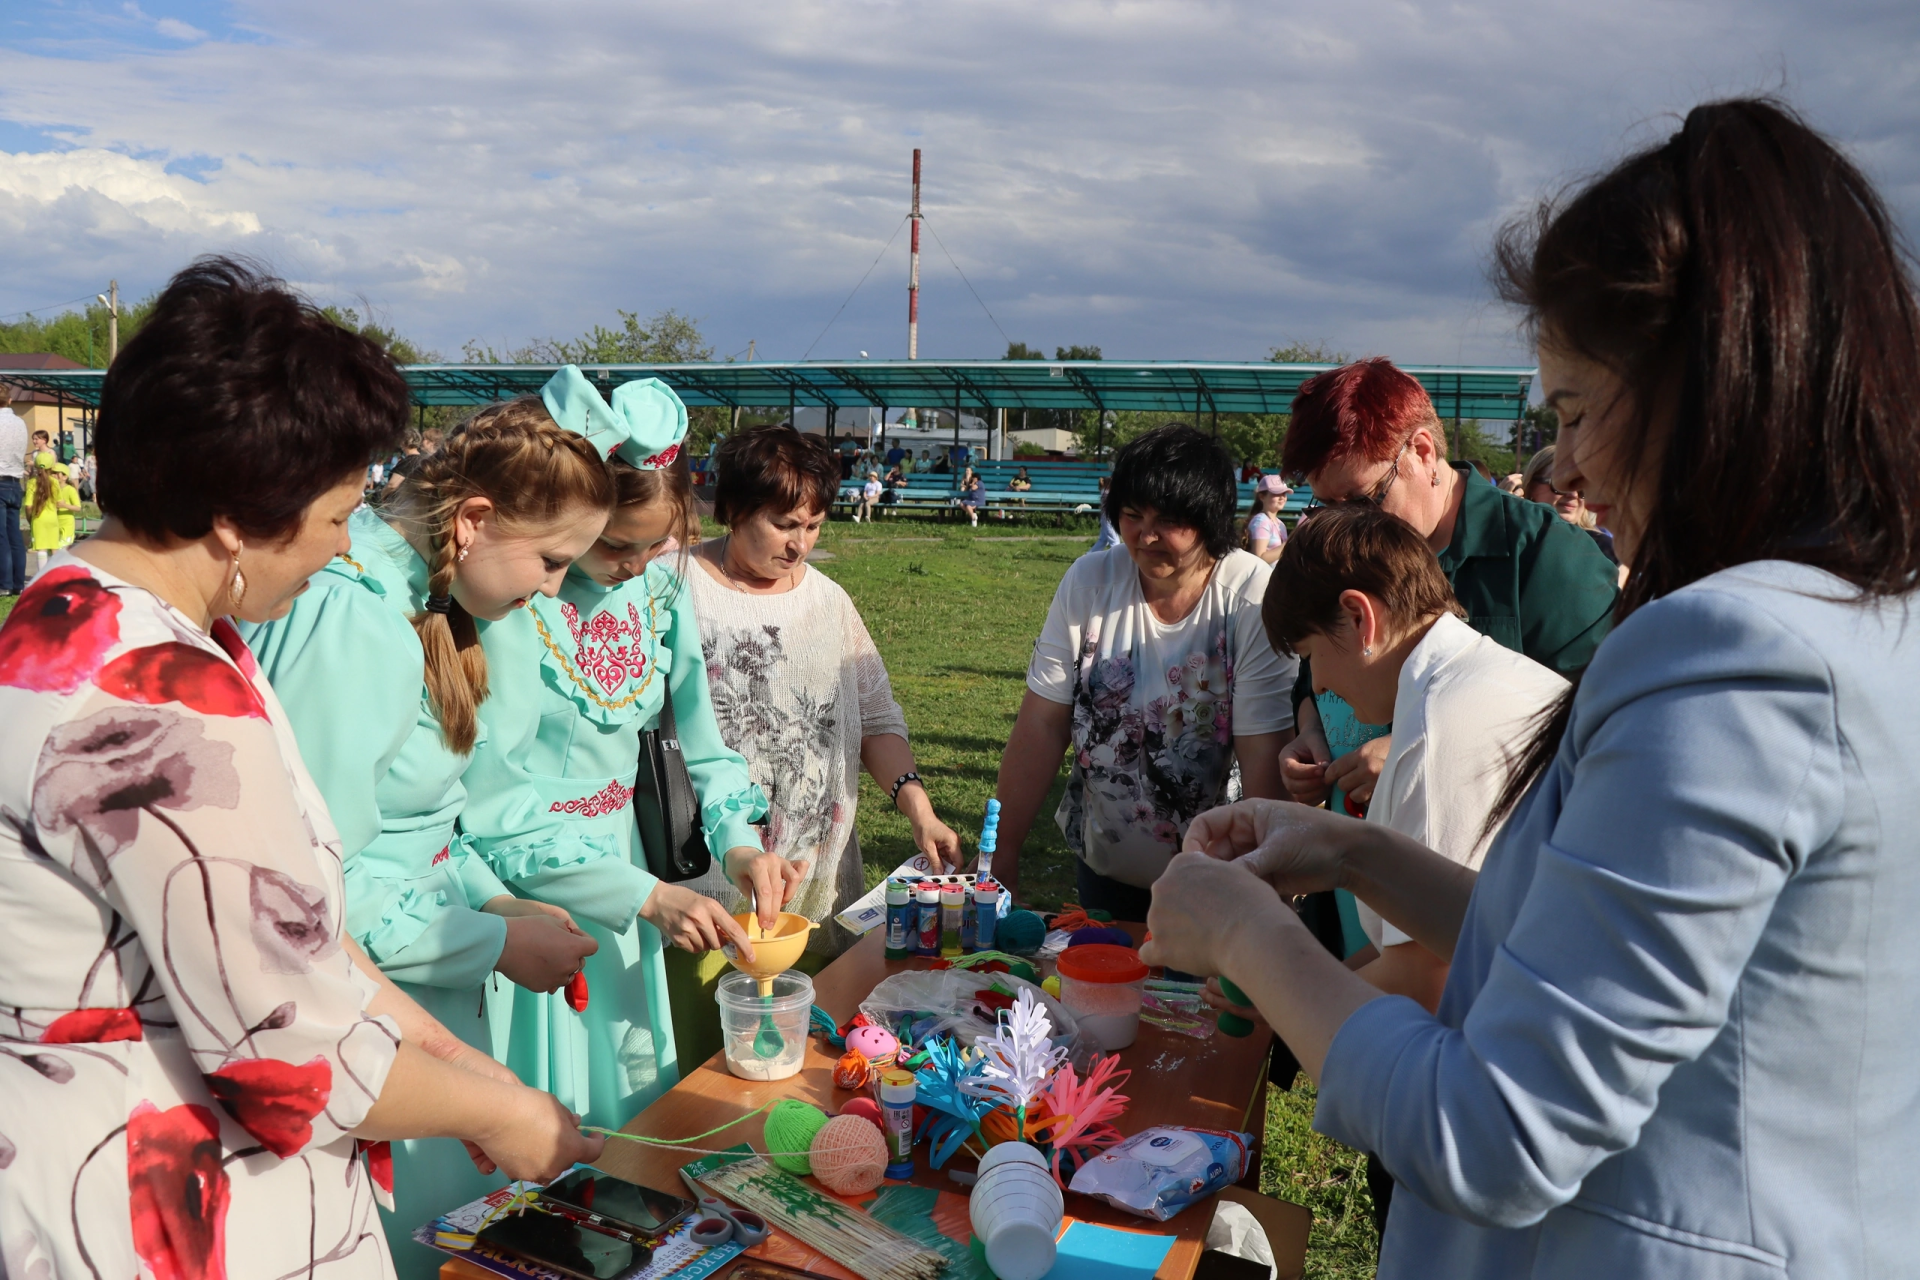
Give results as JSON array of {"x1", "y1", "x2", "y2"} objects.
[
  {"x1": 915, "y1": 881, "x2": 942, "y2": 955},
  {"x1": 884, "y1": 880, "x2": 912, "y2": 959},
  {"x1": 880, "y1": 1069, "x2": 917, "y2": 1180},
  {"x1": 973, "y1": 878, "x2": 1000, "y2": 952},
  {"x1": 940, "y1": 885, "x2": 966, "y2": 957}
]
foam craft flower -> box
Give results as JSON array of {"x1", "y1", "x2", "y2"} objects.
[
  {"x1": 964, "y1": 988, "x2": 1064, "y2": 1124},
  {"x1": 202, "y1": 1056, "x2": 333, "y2": 1159},
  {"x1": 0, "y1": 565, "x2": 122, "y2": 693},
  {"x1": 1036, "y1": 1053, "x2": 1132, "y2": 1186},
  {"x1": 127, "y1": 1101, "x2": 231, "y2": 1280},
  {"x1": 40, "y1": 1006, "x2": 143, "y2": 1044},
  {"x1": 911, "y1": 1036, "x2": 997, "y2": 1169},
  {"x1": 95, "y1": 643, "x2": 268, "y2": 720}
]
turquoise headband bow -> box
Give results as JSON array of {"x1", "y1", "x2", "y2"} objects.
[{"x1": 539, "y1": 365, "x2": 689, "y2": 469}]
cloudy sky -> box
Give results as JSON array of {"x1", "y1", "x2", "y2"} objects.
[{"x1": 1, "y1": 0, "x2": 1915, "y2": 367}]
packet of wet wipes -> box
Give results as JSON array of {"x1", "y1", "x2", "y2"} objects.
[{"x1": 1066, "y1": 1126, "x2": 1252, "y2": 1221}]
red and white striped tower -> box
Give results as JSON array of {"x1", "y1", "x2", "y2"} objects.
[{"x1": 908, "y1": 148, "x2": 922, "y2": 360}]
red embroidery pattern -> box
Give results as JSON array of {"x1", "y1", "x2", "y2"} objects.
[
  {"x1": 638, "y1": 442, "x2": 681, "y2": 469},
  {"x1": 560, "y1": 601, "x2": 649, "y2": 696},
  {"x1": 548, "y1": 778, "x2": 634, "y2": 818},
  {"x1": 430, "y1": 846, "x2": 450, "y2": 866}
]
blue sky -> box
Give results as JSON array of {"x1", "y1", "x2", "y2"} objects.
[{"x1": 1, "y1": 1, "x2": 1916, "y2": 366}]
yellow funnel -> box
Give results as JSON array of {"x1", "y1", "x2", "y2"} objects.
[{"x1": 730, "y1": 912, "x2": 816, "y2": 996}]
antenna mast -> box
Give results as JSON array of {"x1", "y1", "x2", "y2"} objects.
[{"x1": 908, "y1": 149, "x2": 921, "y2": 360}]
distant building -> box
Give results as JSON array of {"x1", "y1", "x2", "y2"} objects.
[{"x1": 0, "y1": 354, "x2": 91, "y2": 455}]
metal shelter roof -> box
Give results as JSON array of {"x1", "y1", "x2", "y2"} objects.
[{"x1": 5, "y1": 359, "x2": 1538, "y2": 419}]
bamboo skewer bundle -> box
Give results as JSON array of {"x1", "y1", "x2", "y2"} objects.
[{"x1": 691, "y1": 1155, "x2": 948, "y2": 1280}]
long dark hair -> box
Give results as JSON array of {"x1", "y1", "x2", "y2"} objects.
[{"x1": 1488, "y1": 98, "x2": 1920, "y2": 825}]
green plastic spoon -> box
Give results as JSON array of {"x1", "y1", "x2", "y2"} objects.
[{"x1": 750, "y1": 895, "x2": 786, "y2": 1059}]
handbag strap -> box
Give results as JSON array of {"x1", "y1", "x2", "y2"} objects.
[{"x1": 655, "y1": 675, "x2": 680, "y2": 743}]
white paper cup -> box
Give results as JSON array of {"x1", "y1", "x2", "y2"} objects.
[{"x1": 970, "y1": 1144, "x2": 1063, "y2": 1280}]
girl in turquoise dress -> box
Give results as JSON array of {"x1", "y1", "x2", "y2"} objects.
[
  {"x1": 243, "y1": 404, "x2": 617, "y2": 1278},
  {"x1": 465, "y1": 367, "x2": 800, "y2": 1133}
]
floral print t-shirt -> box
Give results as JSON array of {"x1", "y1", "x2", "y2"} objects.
[
  {"x1": 0, "y1": 556, "x2": 403, "y2": 1280},
  {"x1": 1030, "y1": 547, "x2": 1297, "y2": 888}
]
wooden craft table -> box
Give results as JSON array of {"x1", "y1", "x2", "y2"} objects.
[{"x1": 585, "y1": 925, "x2": 1276, "y2": 1280}]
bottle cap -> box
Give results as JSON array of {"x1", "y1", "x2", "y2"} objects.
[
  {"x1": 915, "y1": 882, "x2": 940, "y2": 901},
  {"x1": 878, "y1": 1069, "x2": 917, "y2": 1103},
  {"x1": 973, "y1": 879, "x2": 999, "y2": 900},
  {"x1": 940, "y1": 885, "x2": 965, "y2": 903},
  {"x1": 886, "y1": 880, "x2": 910, "y2": 902},
  {"x1": 1055, "y1": 943, "x2": 1149, "y2": 984}
]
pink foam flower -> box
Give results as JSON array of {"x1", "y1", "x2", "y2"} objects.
[{"x1": 1036, "y1": 1052, "x2": 1131, "y2": 1186}]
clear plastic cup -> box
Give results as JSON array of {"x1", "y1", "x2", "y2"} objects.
[{"x1": 717, "y1": 969, "x2": 814, "y2": 1081}]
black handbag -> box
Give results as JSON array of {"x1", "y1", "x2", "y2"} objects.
[{"x1": 634, "y1": 682, "x2": 711, "y2": 882}]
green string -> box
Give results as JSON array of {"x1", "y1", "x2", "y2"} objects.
[{"x1": 583, "y1": 1101, "x2": 797, "y2": 1157}]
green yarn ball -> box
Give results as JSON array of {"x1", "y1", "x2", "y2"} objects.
[
  {"x1": 997, "y1": 909, "x2": 1046, "y2": 956},
  {"x1": 765, "y1": 1099, "x2": 830, "y2": 1175}
]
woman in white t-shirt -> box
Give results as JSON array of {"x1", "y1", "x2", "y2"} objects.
[
  {"x1": 1260, "y1": 503, "x2": 1566, "y2": 1008},
  {"x1": 991, "y1": 424, "x2": 1297, "y2": 919}
]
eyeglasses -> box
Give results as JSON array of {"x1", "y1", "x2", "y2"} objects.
[{"x1": 1303, "y1": 439, "x2": 1412, "y2": 514}]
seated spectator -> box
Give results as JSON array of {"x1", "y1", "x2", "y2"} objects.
[
  {"x1": 959, "y1": 466, "x2": 986, "y2": 526},
  {"x1": 1147, "y1": 98, "x2": 1920, "y2": 1276},
  {"x1": 882, "y1": 463, "x2": 905, "y2": 513},
  {"x1": 989, "y1": 423, "x2": 1297, "y2": 919},
  {"x1": 1522, "y1": 445, "x2": 1616, "y2": 563},
  {"x1": 855, "y1": 468, "x2": 881, "y2": 522},
  {"x1": 1244, "y1": 474, "x2": 1291, "y2": 563},
  {"x1": 1009, "y1": 467, "x2": 1033, "y2": 492}
]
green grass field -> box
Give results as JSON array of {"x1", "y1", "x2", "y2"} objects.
[{"x1": 803, "y1": 518, "x2": 1382, "y2": 1280}]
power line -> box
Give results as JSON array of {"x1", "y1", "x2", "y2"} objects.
[
  {"x1": 0, "y1": 292, "x2": 100, "y2": 323},
  {"x1": 800, "y1": 215, "x2": 910, "y2": 360},
  {"x1": 922, "y1": 218, "x2": 1012, "y2": 350}
]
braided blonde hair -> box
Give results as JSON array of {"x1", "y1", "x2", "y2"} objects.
[{"x1": 391, "y1": 396, "x2": 615, "y2": 752}]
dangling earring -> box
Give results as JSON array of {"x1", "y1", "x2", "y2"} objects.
[
  {"x1": 457, "y1": 542, "x2": 470, "y2": 563},
  {"x1": 227, "y1": 546, "x2": 247, "y2": 609}
]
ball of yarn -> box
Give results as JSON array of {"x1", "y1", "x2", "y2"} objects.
[
  {"x1": 845, "y1": 1025, "x2": 899, "y2": 1066},
  {"x1": 997, "y1": 909, "x2": 1046, "y2": 956},
  {"x1": 765, "y1": 1099, "x2": 830, "y2": 1175},
  {"x1": 839, "y1": 1096, "x2": 884, "y2": 1127},
  {"x1": 1067, "y1": 925, "x2": 1133, "y2": 948},
  {"x1": 809, "y1": 1114, "x2": 888, "y2": 1195}
]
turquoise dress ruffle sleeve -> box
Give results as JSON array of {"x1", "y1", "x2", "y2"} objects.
[{"x1": 469, "y1": 561, "x2": 766, "y2": 1132}]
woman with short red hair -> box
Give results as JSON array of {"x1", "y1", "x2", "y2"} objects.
[{"x1": 1276, "y1": 358, "x2": 1617, "y2": 812}]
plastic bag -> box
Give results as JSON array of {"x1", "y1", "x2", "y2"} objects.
[
  {"x1": 1066, "y1": 1126, "x2": 1253, "y2": 1221},
  {"x1": 860, "y1": 969, "x2": 1084, "y2": 1054}
]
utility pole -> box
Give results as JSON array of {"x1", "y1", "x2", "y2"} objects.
[
  {"x1": 95, "y1": 281, "x2": 120, "y2": 364},
  {"x1": 906, "y1": 149, "x2": 921, "y2": 430}
]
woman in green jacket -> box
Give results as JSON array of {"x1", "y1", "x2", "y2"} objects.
[
  {"x1": 464, "y1": 367, "x2": 800, "y2": 1134},
  {"x1": 243, "y1": 407, "x2": 614, "y2": 1277}
]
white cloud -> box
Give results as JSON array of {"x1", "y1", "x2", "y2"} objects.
[
  {"x1": 0, "y1": 0, "x2": 1914, "y2": 366},
  {"x1": 0, "y1": 148, "x2": 259, "y2": 236}
]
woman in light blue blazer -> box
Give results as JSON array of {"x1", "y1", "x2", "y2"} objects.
[{"x1": 1144, "y1": 99, "x2": 1920, "y2": 1277}]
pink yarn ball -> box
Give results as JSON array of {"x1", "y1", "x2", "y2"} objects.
[
  {"x1": 839, "y1": 1096, "x2": 884, "y2": 1127},
  {"x1": 809, "y1": 1114, "x2": 888, "y2": 1195}
]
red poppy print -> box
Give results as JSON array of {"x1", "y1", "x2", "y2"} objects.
[
  {"x1": 41, "y1": 1006, "x2": 143, "y2": 1044},
  {"x1": 127, "y1": 1101, "x2": 230, "y2": 1280},
  {"x1": 96, "y1": 644, "x2": 268, "y2": 720},
  {"x1": 357, "y1": 1138, "x2": 394, "y2": 1195},
  {"x1": 203, "y1": 1056, "x2": 332, "y2": 1159},
  {"x1": 0, "y1": 565, "x2": 123, "y2": 693},
  {"x1": 207, "y1": 619, "x2": 259, "y2": 681}
]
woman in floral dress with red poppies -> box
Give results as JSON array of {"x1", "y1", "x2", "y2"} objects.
[{"x1": 0, "y1": 260, "x2": 598, "y2": 1280}]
